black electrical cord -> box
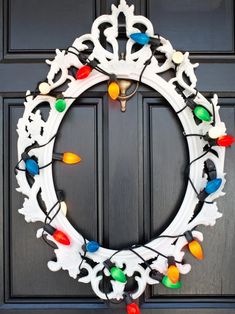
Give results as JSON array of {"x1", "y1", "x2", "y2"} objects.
[
  {"x1": 142, "y1": 245, "x2": 182, "y2": 264},
  {"x1": 176, "y1": 104, "x2": 188, "y2": 115},
  {"x1": 14, "y1": 134, "x2": 57, "y2": 174},
  {"x1": 184, "y1": 133, "x2": 203, "y2": 138},
  {"x1": 17, "y1": 41, "x2": 215, "y2": 298},
  {"x1": 68, "y1": 46, "x2": 115, "y2": 79},
  {"x1": 172, "y1": 79, "x2": 218, "y2": 206},
  {"x1": 138, "y1": 50, "x2": 155, "y2": 83},
  {"x1": 211, "y1": 99, "x2": 216, "y2": 126},
  {"x1": 185, "y1": 147, "x2": 214, "y2": 205},
  {"x1": 175, "y1": 79, "x2": 216, "y2": 128},
  {"x1": 175, "y1": 87, "x2": 198, "y2": 114},
  {"x1": 15, "y1": 160, "x2": 53, "y2": 173},
  {"x1": 42, "y1": 200, "x2": 61, "y2": 249},
  {"x1": 128, "y1": 248, "x2": 153, "y2": 271},
  {"x1": 78, "y1": 235, "x2": 88, "y2": 272}
]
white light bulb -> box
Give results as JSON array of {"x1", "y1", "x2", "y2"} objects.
[
  {"x1": 208, "y1": 126, "x2": 225, "y2": 139},
  {"x1": 38, "y1": 82, "x2": 51, "y2": 95},
  {"x1": 60, "y1": 201, "x2": 67, "y2": 216},
  {"x1": 172, "y1": 51, "x2": 184, "y2": 65}
]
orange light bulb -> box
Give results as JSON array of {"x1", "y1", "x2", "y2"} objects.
[
  {"x1": 62, "y1": 152, "x2": 81, "y2": 164},
  {"x1": 108, "y1": 81, "x2": 120, "y2": 100},
  {"x1": 167, "y1": 257, "x2": 180, "y2": 284},
  {"x1": 167, "y1": 265, "x2": 179, "y2": 284},
  {"x1": 188, "y1": 239, "x2": 204, "y2": 260},
  {"x1": 184, "y1": 231, "x2": 204, "y2": 261}
]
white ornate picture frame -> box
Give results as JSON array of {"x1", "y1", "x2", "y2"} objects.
[{"x1": 15, "y1": 0, "x2": 228, "y2": 302}]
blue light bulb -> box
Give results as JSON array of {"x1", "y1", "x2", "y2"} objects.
[
  {"x1": 25, "y1": 159, "x2": 39, "y2": 176},
  {"x1": 205, "y1": 178, "x2": 222, "y2": 194},
  {"x1": 130, "y1": 33, "x2": 150, "y2": 45},
  {"x1": 86, "y1": 241, "x2": 100, "y2": 253}
]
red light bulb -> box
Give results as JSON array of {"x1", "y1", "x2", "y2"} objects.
[
  {"x1": 124, "y1": 293, "x2": 140, "y2": 314},
  {"x1": 76, "y1": 65, "x2": 92, "y2": 79},
  {"x1": 216, "y1": 135, "x2": 235, "y2": 147},
  {"x1": 126, "y1": 303, "x2": 140, "y2": 314},
  {"x1": 53, "y1": 229, "x2": 70, "y2": 245},
  {"x1": 44, "y1": 224, "x2": 70, "y2": 245}
]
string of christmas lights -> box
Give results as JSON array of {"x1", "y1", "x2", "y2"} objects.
[
  {"x1": 14, "y1": 133, "x2": 82, "y2": 176},
  {"x1": 15, "y1": 30, "x2": 235, "y2": 313}
]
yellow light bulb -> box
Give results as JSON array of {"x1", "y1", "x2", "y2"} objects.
[
  {"x1": 60, "y1": 201, "x2": 67, "y2": 216},
  {"x1": 167, "y1": 265, "x2": 180, "y2": 284},
  {"x1": 108, "y1": 81, "x2": 120, "y2": 100},
  {"x1": 62, "y1": 152, "x2": 81, "y2": 164}
]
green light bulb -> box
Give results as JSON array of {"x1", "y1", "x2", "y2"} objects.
[
  {"x1": 110, "y1": 266, "x2": 127, "y2": 283},
  {"x1": 55, "y1": 99, "x2": 66, "y2": 112},
  {"x1": 162, "y1": 276, "x2": 182, "y2": 289},
  {"x1": 193, "y1": 106, "x2": 211, "y2": 122}
]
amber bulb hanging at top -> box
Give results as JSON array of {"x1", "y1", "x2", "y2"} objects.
[
  {"x1": 62, "y1": 152, "x2": 82, "y2": 164},
  {"x1": 188, "y1": 240, "x2": 204, "y2": 260},
  {"x1": 108, "y1": 81, "x2": 120, "y2": 100}
]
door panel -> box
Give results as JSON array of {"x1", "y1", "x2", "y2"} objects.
[
  {"x1": 4, "y1": 98, "x2": 102, "y2": 299},
  {"x1": 145, "y1": 99, "x2": 188, "y2": 237},
  {"x1": 147, "y1": 0, "x2": 234, "y2": 52},
  {"x1": 1, "y1": 0, "x2": 235, "y2": 313},
  {"x1": 4, "y1": 0, "x2": 97, "y2": 59}
]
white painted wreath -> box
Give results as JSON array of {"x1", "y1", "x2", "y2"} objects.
[{"x1": 16, "y1": 0, "x2": 232, "y2": 304}]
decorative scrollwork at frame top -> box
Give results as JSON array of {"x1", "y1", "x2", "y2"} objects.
[{"x1": 45, "y1": 0, "x2": 198, "y2": 93}]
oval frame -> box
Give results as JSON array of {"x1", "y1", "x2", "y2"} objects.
[{"x1": 16, "y1": 0, "x2": 226, "y2": 300}]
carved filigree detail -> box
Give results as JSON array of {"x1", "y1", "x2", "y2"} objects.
[{"x1": 43, "y1": 0, "x2": 199, "y2": 96}]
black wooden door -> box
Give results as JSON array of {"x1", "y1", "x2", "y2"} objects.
[{"x1": 1, "y1": 0, "x2": 235, "y2": 314}]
